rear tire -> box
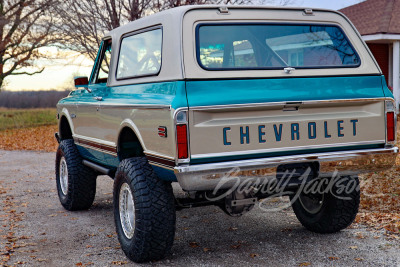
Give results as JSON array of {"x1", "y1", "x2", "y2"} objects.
[
  {"x1": 291, "y1": 176, "x2": 360, "y2": 233},
  {"x1": 113, "y1": 157, "x2": 176, "y2": 263},
  {"x1": 55, "y1": 139, "x2": 97, "y2": 211}
]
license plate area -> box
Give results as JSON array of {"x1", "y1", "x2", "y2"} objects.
[{"x1": 276, "y1": 162, "x2": 319, "y2": 186}]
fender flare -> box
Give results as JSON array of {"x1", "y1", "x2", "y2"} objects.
[
  {"x1": 59, "y1": 107, "x2": 76, "y2": 136},
  {"x1": 118, "y1": 119, "x2": 147, "y2": 152}
]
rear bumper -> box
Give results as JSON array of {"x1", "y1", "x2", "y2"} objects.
[{"x1": 174, "y1": 147, "x2": 398, "y2": 191}]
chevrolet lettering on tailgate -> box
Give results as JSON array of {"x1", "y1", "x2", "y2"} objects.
[
  {"x1": 223, "y1": 119, "x2": 359, "y2": 145},
  {"x1": 55, "y1": 6, "x2": 398, "y2": 263}
]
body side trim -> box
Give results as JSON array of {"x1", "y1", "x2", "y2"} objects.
[{"x1": 73, "y1": 135, "x2": 118, "y2": 157}]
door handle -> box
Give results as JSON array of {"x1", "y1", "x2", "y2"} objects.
[{"x1": 93, "y1": 96, "x2": 103, "y2": 101}]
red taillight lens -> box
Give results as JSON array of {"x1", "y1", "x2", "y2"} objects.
[
  {"x1": 387, "y1": 112, "x2": 395, "y2": 142},
  {"x1": 177, "y1": 124, "x2": 188, "y2": 159}
]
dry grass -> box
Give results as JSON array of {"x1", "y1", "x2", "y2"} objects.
[
  {"x1": 355, "y1": 132, "x2": 400, "y2": 236},
  {"x1": 0, "y1": 108, "x2": 57, "y2": 131}
]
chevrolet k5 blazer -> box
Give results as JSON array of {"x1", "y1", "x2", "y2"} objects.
[{"x1": 55, "y1": 5, "x2": 398, "y2": 263}]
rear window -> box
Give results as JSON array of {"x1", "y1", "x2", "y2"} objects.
[{"x1": 197, "y1": 24, "x2": 360, "y2": 70}]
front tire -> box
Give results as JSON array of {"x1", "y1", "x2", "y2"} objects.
[
  {"x1": 55, "y1": 139, "x2": 97, "y2": 211},
  {"x1": 291, "y1": 176, "x2": 360, "y2": 233},
  {"x1": 113, "y1": 157, "x2": 176, "y2": 263}
]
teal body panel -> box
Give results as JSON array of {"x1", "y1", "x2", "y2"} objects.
[
  {"x1": 76, "y1": 145, "x2": 107, "y2": 166},
  {"x1": 185, "y1": 75, "x2": 388, "y2": 107},
  {"x1": 102, "y1": 81, "x2": 187, "y2": 110},
  {"x1": 59, "y1": 80, "x2": 187, "y2": 181},
  {"x1": 60, "y1": 81, "x2": 187, "y2": 109},
  {"x1": 380, "y1": 75, "x2": 395, "y2": 98}
]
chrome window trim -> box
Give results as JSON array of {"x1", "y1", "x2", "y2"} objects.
[
  {"x1": 62, "y1": 103, "x2": 171, "y2": 110},
  {"x1": 100, "y1": 103, "x2": 171, "y2": 110}
]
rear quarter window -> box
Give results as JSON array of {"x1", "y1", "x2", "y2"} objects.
[
  {"x1": 197, "y1": 24, "x2": 360, "y2": 70},
  {"x1": 117, "y1": 28, "x2": 162, "y2": 79}
]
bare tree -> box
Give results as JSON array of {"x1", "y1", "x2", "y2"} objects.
[
  {"x1": 0, "y1": 0, "x2": 58, "y2": 90},
  {"x1": 55, "y1": 0, "x2": 292, "y2": 61}
]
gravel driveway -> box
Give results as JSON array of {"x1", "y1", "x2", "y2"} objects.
[{"x1": 0, "y1": 150, "x2": 399, "y2": 266}]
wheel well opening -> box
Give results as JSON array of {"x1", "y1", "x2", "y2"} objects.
[
  {"x1": 59, "y1": 116, "x2": 73, "y2": 140},
  {"x1": 118, "y1": 128, "x2": 144, "y2": 160}
]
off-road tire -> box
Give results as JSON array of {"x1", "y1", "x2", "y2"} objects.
[
  {"x1": 291, "y1": 176, "x2": 360, "y2": 233},
  {"x1": 55, "y1": 139, "x2": 97, "y2": 211},
  {"x1": 113, "y1": 157, "x2": 176, "y2": 263}
]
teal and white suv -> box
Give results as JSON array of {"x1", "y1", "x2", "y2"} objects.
[{"x1": 55, "y1": 5, "x2": 398, "y2": 263}]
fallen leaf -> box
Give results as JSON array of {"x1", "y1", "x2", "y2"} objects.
[
  {"x1": 298, "y1": 262, "x2": 311, "y2": 266},
  {"x1": 111, "y1": 261, "x2": 128, "y2": 265},
  {"x1": 250, "y1": 253, "x2": 259, "y2": 258},
  {"x1": 328, "y1": 256, "x2": 339, "y2": 261},
  {"x1": 189, "y1": 242, "x2": 199, "y2": 248}
]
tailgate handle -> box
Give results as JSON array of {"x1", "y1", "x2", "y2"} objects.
[{"x1": 283, "y1": 102, "x2": 302, "y2": 111}]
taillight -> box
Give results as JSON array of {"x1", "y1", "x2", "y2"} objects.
[
  {"x1": 176, "y1": 124, "x2": 188, "y2": 159},
  {"x1": 385, "y1": 100, "x2": 396, "y2": 144},
  {"x1": 387, "y1": 111, "x2": 395, "y2": 142}
]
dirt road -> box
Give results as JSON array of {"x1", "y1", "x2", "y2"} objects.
[{"x1": 0, "y1": 150, "x2": 399, "y2": 266}]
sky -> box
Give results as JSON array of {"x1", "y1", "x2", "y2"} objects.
[{"x1": 5, "y1": 0, "x2": 361, "y2": 91}]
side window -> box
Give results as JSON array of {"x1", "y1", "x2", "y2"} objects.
[
  {"x1": 94, "y1": 40, "x2": 112, "y2": 84},
  {"x1": 117, "y1": 28, "x2": 162, "y2": 79}
]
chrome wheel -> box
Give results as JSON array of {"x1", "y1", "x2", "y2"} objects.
[
  {"x1": 298, "y1": 192, "x2": 324, "y2": 214},
  {"x1": 59, "y1": 156, "x2": 68, "y2": 196},
  {"x1": 119, "y1": 183, "x2": 135, "y2": 239}
]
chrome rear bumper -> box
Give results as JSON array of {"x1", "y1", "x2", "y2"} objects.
[{"x1": 174, "y1": 147, "x2": 398, "y2": 191}]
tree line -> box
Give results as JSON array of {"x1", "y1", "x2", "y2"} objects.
[
  {"x1": 0, "y1": 90, "x2": 69, "y2": 108},
  {"x1": 0, "y1": 0, "x2": 292, "y2": 91}
]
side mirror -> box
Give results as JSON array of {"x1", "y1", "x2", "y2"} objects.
[
  {"x1": 74, "y1": 76, "x2": 91, "y2": 92},
  {"x1": 74, "y1": 76, "x2": 88, "y2": 88}
]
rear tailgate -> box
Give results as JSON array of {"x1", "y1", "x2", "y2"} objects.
[{"x1": 186, "y1": 76, "x2": 387, "y2": 163}]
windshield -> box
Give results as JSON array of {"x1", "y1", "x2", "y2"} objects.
[{"x1": 197, "y1": 24, "x2": 360, "y2": 70}]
